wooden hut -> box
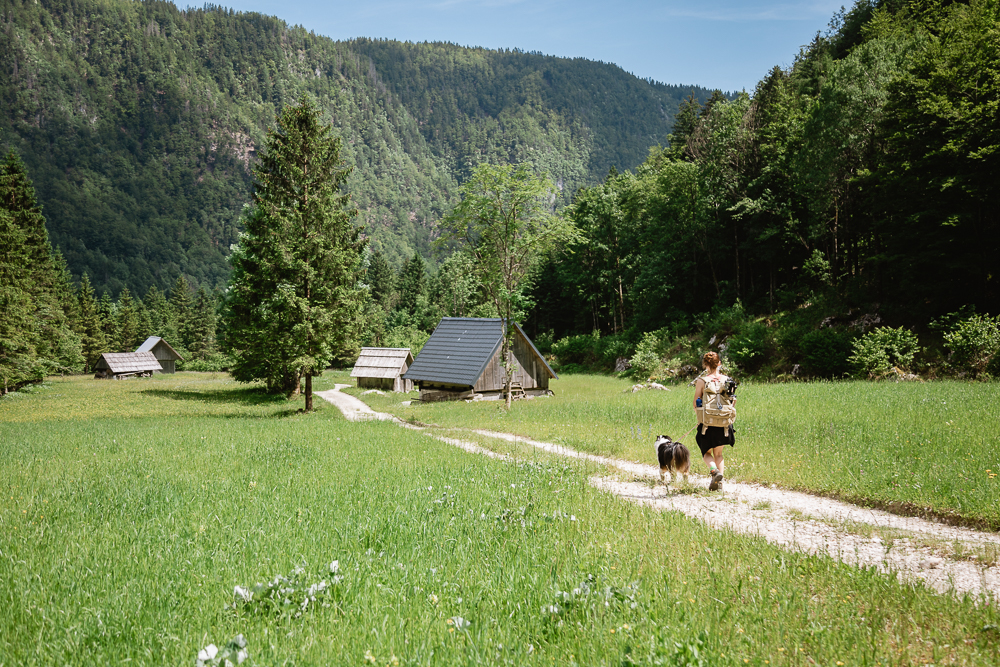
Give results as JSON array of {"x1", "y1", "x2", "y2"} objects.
[
  {"x1": 94, "y1": 352, "x2": 163, "y2": 379},
  {"x1": 350, "y1": 347, "x2": 415, "y2": 392},
  {"x1": 402, "y1": 318, "x2": 557, "y2": 402},
  {"x1": 136, "y1": 336, "x2": 183, "y2": 373}
]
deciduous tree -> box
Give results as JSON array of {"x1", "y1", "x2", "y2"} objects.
[{"x1": 440, "y1": 162, "x2": 577, "y2": 407}]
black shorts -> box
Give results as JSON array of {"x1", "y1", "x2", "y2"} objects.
[{"x1": 695, "y1": 424, "x2": 735, "y2": 456}]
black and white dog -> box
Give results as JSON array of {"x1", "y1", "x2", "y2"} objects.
[{"x1": 654, "y1": 435, "x2": 690, "y2": 487}]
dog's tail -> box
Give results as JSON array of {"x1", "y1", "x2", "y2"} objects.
[{"x1": 673, "y1": 442, "x2": 690, "y2": 471}]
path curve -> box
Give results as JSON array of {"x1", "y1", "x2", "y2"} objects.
[{"x1": 318, "y1": 386, "x2": 1000, "y2": 600}]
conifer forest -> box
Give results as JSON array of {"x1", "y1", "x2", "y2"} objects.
[{"x1": 2, "y1": 0, "x2": 999, "y2": 391}]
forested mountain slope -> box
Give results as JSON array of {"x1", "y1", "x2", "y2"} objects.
[{"x1": 0, "y1": 0, "x2": 717, "y2": 298}]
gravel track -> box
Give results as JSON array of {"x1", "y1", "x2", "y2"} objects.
[{"x1": 318, "y1": 385, "x2": 1000, "y2": 600}]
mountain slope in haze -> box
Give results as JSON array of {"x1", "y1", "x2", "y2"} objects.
[{"x1": 0, "y1": 0, "x2": 719, "y2": 297}]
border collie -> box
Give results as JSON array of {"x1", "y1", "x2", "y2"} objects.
[{"x1": 654, "y1": 435, "x2": 690, "y2": 487}]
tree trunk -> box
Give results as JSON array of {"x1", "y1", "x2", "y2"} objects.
[{"x1": 305, "y1": 373, "x2": 313, "y2": 411}]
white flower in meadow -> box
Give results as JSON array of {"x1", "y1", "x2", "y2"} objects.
[
  {"x1": 449, "y1": 616, "x2": 470, "y2": 630},
  {"x1": 237, "y1": 648, "x2": 248, "y2": 664},
  {"x1": 570, "y1": 515, "x2": 577, "y2": 522},
  {"x1": 197, "y1": 644, "x2": 218, "y2": 662},
  {"x1": 330, "y1": 560, "x2": 340, "y2": 574},
  {"x1": 234, "y1": 585, "x2": 252, "y2": 602},
  {"x1": 428, "y1": 593, "x2": 439, "y2": 605}
]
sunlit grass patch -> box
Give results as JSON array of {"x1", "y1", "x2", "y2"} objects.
[
  {"x1": 362, "y1": 375, "x2": 1000, "y2": 527},
  {"x1": 0, "y1": 374, "x2": 998, "y2": 665}
]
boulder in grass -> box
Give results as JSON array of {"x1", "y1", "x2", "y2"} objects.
[
  {"x1": 361, "y1": 389, "x2": 386, "y2": 395},
  {"x1": 626, "y1": 383, "x2": 670, "y2": 393}
]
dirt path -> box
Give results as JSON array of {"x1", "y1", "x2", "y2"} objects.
[{"x1": 318, "y1": 386, "x2": 1000, "y2": 600}]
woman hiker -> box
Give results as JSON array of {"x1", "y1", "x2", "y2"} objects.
[{"x1": 693, "y1": 351, "x2": 735, "y2": 491}]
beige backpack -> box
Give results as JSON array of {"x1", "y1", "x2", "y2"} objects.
[{"x1": 696, "y1": 375, "x2": 736, "y2": 436}]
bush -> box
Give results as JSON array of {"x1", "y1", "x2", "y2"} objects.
[
  {"x1": 849, "y1": 326, "x2": 920, "y2": 378},
  {"x1": 383, "y1": 325, "x2": 431, "y2": 355},
  {"x1": 181, "y1": 353, "x2": 232, "y2": 372},
  {"x1": 943, "y1": 313, "x2": 1000, "y2": 378},
  {"x1": 629, "y1": 332, "x2": 661, "y2": 379},
  {"x1": 799, "y1": 328, "x2": 855, "y2": 377},
  {"x1": 551, "y1": 332, "x2": 601, "y2": 369},
  {"x1": 725, "y1": 322, "x2": 770, "y2": 374}
]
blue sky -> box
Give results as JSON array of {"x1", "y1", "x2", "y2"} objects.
[{"x1": 206, "y1": 0, "x2": 848, "y2": 92}]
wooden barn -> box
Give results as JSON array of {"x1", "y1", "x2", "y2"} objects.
[
  {"x1": 350, "y1": 347, "x2": 415, "y2": 392},
  {"x1": 402, "y1": 318, "x2": 557, "y2": 402},
  {"x1": 94, "y1": 352, "x2": 163, "y2": 379},
  {"x1": 136, "y1": 336, "x2": 183, "y2": 373}
]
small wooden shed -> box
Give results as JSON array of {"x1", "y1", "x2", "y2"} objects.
[
  {"x1": 136, "y1": 336, "x2": 184, "y2": 373},
  {"x1": 402, "y1": 318, "x2": 557, "y2": 402},
  {"x1": 351, "y1": 347, "x2": 415, "y2": 392},
  {"x1": 94, "y1": 352, "x2": 163, "y2": 379}
]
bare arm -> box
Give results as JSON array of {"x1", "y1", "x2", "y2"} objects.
[{"x1": 693, "y1": 378, "x2": 705, "y2": 409}]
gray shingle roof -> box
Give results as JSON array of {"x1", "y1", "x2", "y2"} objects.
[
  {"x1": 403, "y1": 318, "x2": 504, "y2": 386},
  {"x1": 350, "y1": 348, "x2": 414, "y2": 379},
  {"x1": 136, "y1": 336, "x2": 184, "y2": 360},
  {"x1": 95, "y1": 352, "x2": 163, "y2": 374},
  {"x1": 402, "y1": 318, "x2": 556, "y2": 386}
]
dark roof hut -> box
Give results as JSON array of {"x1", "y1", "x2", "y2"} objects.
[
  {"x1": 136, "y1": 336, "x2": 184, "y2": 373},
  {"x1": 94, "y1": 352, "x2": 163, "y2": 379},
  {"x1": 350, "y1": 347, "x2": 415, "y2": 393},
  {"x1": 402, "y1": 318, "x2": 557, "y2": 402}
]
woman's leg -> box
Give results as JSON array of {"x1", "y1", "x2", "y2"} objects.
[{"x1": 711, "y1": 446, "x2": 725, "y2": 476}]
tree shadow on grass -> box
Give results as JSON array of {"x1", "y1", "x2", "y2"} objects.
[{"x1": 141, "y1": 387, "x2": 292, "y2": 408}]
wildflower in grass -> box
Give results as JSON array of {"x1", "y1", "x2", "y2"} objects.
[
  {"x1": 234, "y1": 585, "x2": 252, "y2": 602},
  {"x1": 449, "y1": 616, "x2": 471, "y2": 631},
  {"x1": 197, "y1": 644, "x2": 218, "y2": 663},
  {"x1": 330, "y1": 560, "x2": 340, "y2": 574},
  {"x1": 364, "y1": 649, "x2": 377, "y2": 664}
]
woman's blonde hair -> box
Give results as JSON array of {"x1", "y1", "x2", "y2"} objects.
[{"x1": 702, "y1": 351, "x2": 720, "y2": 369}]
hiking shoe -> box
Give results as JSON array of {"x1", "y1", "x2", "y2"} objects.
[{"x1": 709, "y1": 470, "x2": 724, "y2": 491}]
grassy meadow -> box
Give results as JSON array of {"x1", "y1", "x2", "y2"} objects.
[
  {"x1": 352, "y1": 375, "x2": 1000, "y2": 529},
  {"x1": 1, "y1": 373, "x2": 999, "y2": 665}
]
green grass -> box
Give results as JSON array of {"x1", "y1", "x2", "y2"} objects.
[
  {"x1": 1, "y1": 374, "x2": 999, "y2": 665},
  {"x1": 351, "y1": 375, "x2": 1000, "y2": 528}
]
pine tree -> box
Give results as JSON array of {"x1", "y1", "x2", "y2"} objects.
[
  {"x1": 144, "y1": 285, "x2": 170, "y2": 337},
  {"x1": 77, "y1": 274, "x2": 107, "y2": 372},
  {"x1": 397, "y1": 254, "x2": 427, "y2": 316},
  {"x1": 169, "y1": 276, "x2": 194, "y2": 354},
  {"x1": 0, "y1": 150, "x2": 82, "y2": 375},
  {"x1": 224, "y1": 97, "x2": 366, "y2": 409},
  {"x1": 116, "y1": 288, "x2": 141, "y2": 351},
  {"x1": 367, "y1": 249, "x2": 396, "y2": 310},
  {"x1": 0, "y1": 209, "x2": 37, "y2": 392},
  {"x1": 188, "y1": 287, "x2": 217, "y2": 360},
  {"x1": 97, "y1": 292, "x2": 119, "y2": 351},
  {"x1": 666, "y1": 94, "x2": 702, "y2": 161}
]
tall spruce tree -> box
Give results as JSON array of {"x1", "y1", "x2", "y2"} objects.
[
  {"x1": 97, "y1": 292, "x2": 118, "y2": 351},
  {"x1": 0, "y1": 150, "x2": 82, "y2": 375},
  {"x1": 224, "y1": 97, "x2": 366, "y2": 409},
  {"x1": 397, "y1": 254, "x2": 428, "y2": 316},
  {"x1": 169, "y1": 276, "x2": 194, "y2": 354},
  {"x1": 367, "y1": 249, "x2": 396, "y2": 310},
  {"x1": 116, "y1": 288, "x2": 141, "y2": 352},
  {"x1": 77, "y1": 274, "x2": 107, "y2": 372},
  {"x1": 188, "y1": 287, "x2": 217, "y2": 361},
  {"x1": 0, "y1": 209, "x2": 36, "y2": 392}
]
